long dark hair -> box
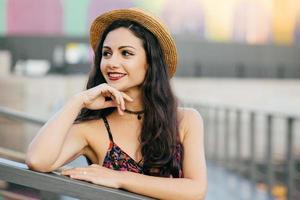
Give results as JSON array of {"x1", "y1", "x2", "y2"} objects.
[{"x1": 76, "y1": 20, "x2": 182, "y2": 177}]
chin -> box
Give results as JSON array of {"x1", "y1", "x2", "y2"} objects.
[{"x1": 107, "y1": 82, "x2": 128, "y2": 91}]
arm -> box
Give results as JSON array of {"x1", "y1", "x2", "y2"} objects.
[
  {"x1": 26, "y1": 84, "x2": 132, "y2": 172},
  {"x1": 25, "y1": 96, "x2": 88, "y2": 172},
  {"x1": 62, "y1": 108, "x2": 207, "y2": 200},
  {"x1": 118, "y1": 172, "x2": 205, "y2": 200}
]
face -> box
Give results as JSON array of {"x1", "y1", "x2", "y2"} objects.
[{"x1": 100, "y1": 27, "x2": 148, "y2": 92}]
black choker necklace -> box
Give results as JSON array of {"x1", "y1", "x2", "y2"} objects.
[{"x1": 124, "y1": 109, "x2": 144, "y2": 120}]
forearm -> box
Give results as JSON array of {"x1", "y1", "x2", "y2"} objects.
[
  {"x1": 26, "y1": 96, "x2": 83, "y2": 169},
  {"x1": 119, "y1": 172, "x2": 206, "y2": 200}
]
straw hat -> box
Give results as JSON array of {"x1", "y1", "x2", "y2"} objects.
[{"x1": 90, "y1": 8, "x2": 177, "y2": 78}]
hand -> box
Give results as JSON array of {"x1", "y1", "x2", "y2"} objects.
[
  {"x1": 61, "y1": 164, "x2": 123, "y2": 189},
  {"x1": 77, "y1": 83, "x2": 133, "y2": 115}
]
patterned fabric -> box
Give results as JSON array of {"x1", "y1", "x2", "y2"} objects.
[
  {"x1": 103, "y1": 140, "x2": 144, "y2": 173},
  {"x1": 174, "y1": 143, "x2": 184, "y2": 178},
  {"x1": 101, "y1": 116, "x2": 183, "y2": 177}
]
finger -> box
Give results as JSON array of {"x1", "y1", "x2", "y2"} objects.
[
  {"x1": 103, "y1": 86, "x2": 125, "y2": 110},
  {"x1": 61, "y1": 168, "x2": 76, "y2": 174},
  {"x1": 121, "y1": 92, "x2": 134, "y2": 102},
  {"x1": 62, "y1": 170, "x2": 75, "y2": 176},
  {"x1": 97, "y1": 83, "x2": 108, "y2": 94},
  {"x1": 118, "y1": 95, "x2": 125, "y2": 112},
  {"x1": 118, "y1": 94, "x2": 125, "y2": 110},
  {"x1": 117, "y1": 105, "x2": 124, "y2": 115},
  {"x1": 109, "y1": 90, "x2": 121, "y2": 106},
  {"x1": 64, "y1": 170, "x2": 91, "y2": 177},
  {"x1": 89, "y1": 164, "x2": 100, "y2": 168},
  {"x1": 70, "y1": 167, "x2": 89, "y2": 171},
  {"x1": 110, "y1": 90, "x2": 125, "y2": 110},
  {"x1": 70, "y1": 174, "x2": 93, "y2": 183},
  {"x1": 101, "y1": 90, "x2": 111, "y2": 98},
  {"x1": 62, "y1": 167, "x2": 88, "y2": 174},
  {"x1": 102, "y1": 100, "x2": 117, "y2": 108}
]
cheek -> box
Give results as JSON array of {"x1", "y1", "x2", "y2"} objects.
[
  {"x1": 142, "y1": 68, "x2": 148, "y2": 82},
  {"x1": 143, "y1": 64, "x2": 148, "y2": 74},
  {"x1": 99, "y1": 62, "x2": 105, "y2": 73},
  {"x1": 141, "y1": 62, "x2": 148, "y2": 77},
  {"x1": 132, "y1": 65, "x2": 148, "y2": 83}
]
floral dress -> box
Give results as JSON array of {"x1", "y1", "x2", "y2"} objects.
[{"x1": 101, "y1": 116, "x2": 183, "y2": 177}]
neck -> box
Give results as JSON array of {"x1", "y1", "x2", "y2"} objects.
[
  {"x1": 122, "y1": 89, "x2": 144, "y2": 112},
  {"x1": 111, "y1": 89, "x2": 144, "y2": 121}
]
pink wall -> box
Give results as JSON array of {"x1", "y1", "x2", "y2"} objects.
[
  {"x1": 88, "y1": 0, "x2": 133, "y2": 27},
  {"x1": 161, "y1": 0, "x2": 205, "y2": 37},
  {"x1": 7, "y1": 0, "x2": 63, "y2": 35}
]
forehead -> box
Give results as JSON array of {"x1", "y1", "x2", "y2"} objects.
[{"x1": 103, "y1": 27, "x2": 143, "y2": 47}]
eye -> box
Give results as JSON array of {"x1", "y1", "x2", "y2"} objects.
[
  {"x1": 102, "y1": 50, "x2": 111, "y2": 57},
  {"x1": 122, "y1": 50, "x2": 134, "y2": 57}
]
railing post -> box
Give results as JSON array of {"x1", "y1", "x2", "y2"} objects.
[
  {"x1": 202, "y1": 105, "x2": 210, "y2": 160},
  {"x1": 235, "y1": 109, "x2": 241, "y2": 173},
  {"x1": 286, "y1": 117, "x2": 295, "y2": 200},
  {"x1": 205, "y1": 104, "x2": 213, "y2": 159},
  {"x1": 249, "y1": 111, "x2": 257, "y2": 199},
  {"x1": 224, "y1": 108, "x2": 230, "y2": 170},
  {"x1": 266, "y1": 115, "x2": 274, "y2": 198},
  {"x1": 214, "y1": 106, "x2": 220, "y2": 164},
  {"x1": 249, "y1": 112, "x2": 256, "y2": 183}
]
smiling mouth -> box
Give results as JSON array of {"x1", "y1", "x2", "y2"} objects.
[{"x1": 107, "y1": 72, "x2": 126, "y2": 81}]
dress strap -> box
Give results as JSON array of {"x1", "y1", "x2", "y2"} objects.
[{"x1": 102, "y1": 116, "x2": 114, "y2": 142}]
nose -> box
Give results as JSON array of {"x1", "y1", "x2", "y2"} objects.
[{"x1": 106, "y1": 54, "x2": 121, "y2": 69}]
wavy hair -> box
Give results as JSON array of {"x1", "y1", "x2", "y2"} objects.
[{"x1": 75, "y1": 20, "x2": 182, "y2": 177}]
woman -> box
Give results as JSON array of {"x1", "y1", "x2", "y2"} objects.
[{"x1": 26, "y1": 8, "x2": 207, "y2": 200}]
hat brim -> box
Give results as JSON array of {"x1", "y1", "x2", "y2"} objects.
[{"x1": 90, "y1": 8, "x2": 177, "y2": 78}]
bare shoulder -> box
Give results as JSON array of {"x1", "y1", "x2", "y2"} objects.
[
  {"x1": 177, "y1": 107, "x2": 204, "y2": 141},
  {"x1": 68, "y1": 121, "x2": 98, "y2": 151},
  {"x1": 178, "y1": 107, "x2": 203, "y2": 119},
  {"x1": 72, "y1": 118, "x2": 108, "y2": 164},
  {"x1": 74, "y1": 118, "x2": 107, "y2": 143},
  {"x1": 178, "y1": 107, "x2": 204, "y2": 127},
  {"x1": 71, "y1": 119, "x2": 99, "y2": 137},
  {"x1": 74, "y1": 117, "x2": 105, "y2": 132}
]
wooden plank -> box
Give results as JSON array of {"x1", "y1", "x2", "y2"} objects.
[{"x1": 0, "y1": 158, "x2": 152, "y2": 200}]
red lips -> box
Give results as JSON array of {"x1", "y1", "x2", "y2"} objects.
[{"x1": 108, "y1": 72, "x2": 126, "y2": 81}]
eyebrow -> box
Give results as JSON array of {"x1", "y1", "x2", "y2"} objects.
[{"x1": 103, "y1": 45, "x2": 136, "y2": 50}]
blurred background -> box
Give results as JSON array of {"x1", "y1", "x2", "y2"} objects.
[{"x1": 0, "y1": 0, "x2": 300, "y2": 199}]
